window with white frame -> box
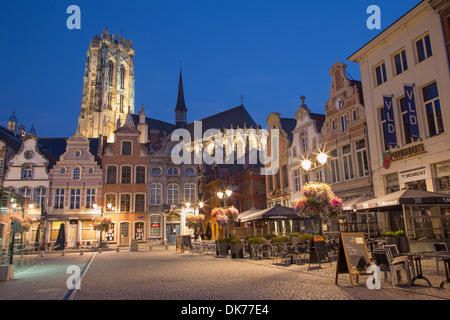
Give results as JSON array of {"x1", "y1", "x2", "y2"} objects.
[
  {"x1": 121, "y1": 165, "x2": 132, "y2": 184},
  {"x1": 70, "y1": 189, "x2": 81, "y2": 209},
  {"x1": 374, "y1": 62, "x2": 387, "y2": 86},
  {"x1": 121, "y1": 141, "x2": 132, "y2": 156},
  {"x1": 34, "y1": 188, "x2": 46, "y2": 208},
  {"x1": 294, "y1": 168, "x2": 302, "y2": 192},
  {"x1": 135, "y1": 194, "x2": 145, "y2": 212},
  {"x1": 422, "y1": 82, "x2": 444, "y2": 137},
  {"x1": 355, "y1": 139, "x2": 369, "y2": 178},
  {"x1": 330, "y1": 149, "x2": 340, "y2": 184},
  {"x1": 300, "y1": 130, "x2": 308, "y2": 153},
  {"x1": 149, "y1": 214, "x2": 162, "y2": 237},
  {"x1": 149, "y1": 184, "x2": 162, "y2": 205},
  {"x1": 342, "y1": 144, "x2": 354, "y2": 181},
  {"x1": 184, "y1": 183, "x2": 196, "y2": 204},
  {"x1": 416, "y1": 34, "x2": 432, "y2": 62},
  {"x1": 22, "y1": 164, "x2": 32, "y2": 179},
  {"x1": 86, "y1": 188, "x2": 96, "y2": 209},
  {"x1": 120, "y1": 194, "x2": 131, "y2": 212},
  {"x1": 19, "y1": 187, "x2": 32, "y2": 199},
  {"x1": 72, "y1": 167, "x2": 81, "y2": 181},
  {"x1": 167, "y1": 184, "x2": 179, "y2": 205},
  {"x1": 106, "y1": 166, "x2": 117, "y2": 184},
  {"x1": 393, "y1": 49, "x2": 408, "y2": 75},
  {"x1": 135, "y1": 166, "x2": 146, "y2": 184},
  {"x1": 105, "y1": 194, "x2": 116, "y2": 212},
  {"x1": 54, "y1": 188, "x2": 65, "y2": 209},
  {"x1": 340, "y1": 114, "x2": 348, "y2": 133}
]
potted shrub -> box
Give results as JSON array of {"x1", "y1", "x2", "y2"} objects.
[
  {"x1": 290, "y1": 233, "x2": 301, "y2": 244},
  {"x1": 247, "y1": 237, "x2": 262, "y2": 258},
  {"x1": 230, "y1": 238, "x2": 244, "y2": 259},
  {"x1": 301, "y1": 233, "x2": 312, "y2": 242},
  {"x1": 395, "y1": 230, "x2": 410, "y2": 253}
]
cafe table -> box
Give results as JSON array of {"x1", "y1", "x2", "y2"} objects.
[{"x1": 407, "y1": 252, "x2": 450, "y2": 289}]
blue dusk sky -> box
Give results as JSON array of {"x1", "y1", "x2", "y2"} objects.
[{"x1": 0, "y1": 0, "x2": 421, "y2": 138}]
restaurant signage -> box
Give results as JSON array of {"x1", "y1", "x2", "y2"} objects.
[{"x1": 399, "y1": 166, "x2": 429, "y2": 184}]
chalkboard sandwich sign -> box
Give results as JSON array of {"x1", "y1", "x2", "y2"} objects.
[
  {"x1": 335, "y1": 233, "x2": 372, "y2": 287},
  {"x1": 309, "y1": 235, "x2": 332, "y2": 268}
]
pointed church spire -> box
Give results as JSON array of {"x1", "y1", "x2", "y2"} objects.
[{"x1": 175, "y1": 68, "x2": 187, "y2": 128}]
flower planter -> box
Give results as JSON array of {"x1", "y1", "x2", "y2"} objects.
[
  {"x1": 217, "y1": 242, "x2": 229, "y2": 256},
  {"x1": 385, "y1": 236, "x2": 399, "y2": 248},
  {"x1": 230, "y1": 244, "x2": 244, "y2": 259},
  {"x1": 290, "y1": 237, "x2": 301, "y2": 244},
  {"x1": 397, "y1": 236, "x2": 410, "y2": 253}
]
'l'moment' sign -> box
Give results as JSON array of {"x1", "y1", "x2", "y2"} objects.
[{"x1": 383, "y1": 95, "x2": 397, "y2": 146}]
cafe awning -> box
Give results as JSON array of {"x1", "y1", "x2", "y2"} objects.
[
  {"x1": 240, "y1": 204, "x2": 298, "y2": 222},
  {"x1": 237, "y1": 207, "x2": 260, "y2": 221},
  {"x1": 356, "y1": 189, "x2": 450, "y2": 211},
  {"x1": 342, "y1": 196, "x2": 375, "y2": 212}
]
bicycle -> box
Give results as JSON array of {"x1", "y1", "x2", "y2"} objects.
[{"x1": 148, "y1": 238, "x2": 165, "y2": 247}]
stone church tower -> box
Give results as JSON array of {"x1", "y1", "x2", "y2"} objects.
[{"x1": 77, "y1": 28, "x2": 136, "y2": 142}]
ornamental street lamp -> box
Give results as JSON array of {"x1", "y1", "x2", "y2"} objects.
[
  {"x1": 217, "y1": 189, "x2": 232, "y2": 207},
  {"x1": 301, "y1": 152, "x2": 328, "y2": 171}
]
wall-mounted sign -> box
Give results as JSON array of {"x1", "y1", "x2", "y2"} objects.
[
  {"x1": 399, "y1": 166, "x2": 429, "y2": 184},
  {"x1": 390, "y1": 143, "x2": 426, "y2": 162},
  {"x1": 383, "y1": 95, "x2": 397, "y2": 146},
  {"x1": 403, "y1": 85, "x2": 420, "y2": 139}
]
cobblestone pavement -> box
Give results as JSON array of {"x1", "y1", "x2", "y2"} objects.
[{"x1": 1, "y1": 246, "x2": 449, "y2": 301}]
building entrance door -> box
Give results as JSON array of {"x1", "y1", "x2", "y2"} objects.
[
  {"x1": 120, "y1": 222, "x2": 130, "y2": 246},
  {"x1": 166, "y1": 224, "x2": 179, "y2": 244},
  {"x1": 68, "y1": 223, "x2": 77, "y2": 249}
]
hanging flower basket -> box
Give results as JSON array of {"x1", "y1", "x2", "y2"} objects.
[
  {"x1": 185, "y1": 214, "x2": 205, "y2": 229},
  {"x1": 17, "y1": 217, "x2": 34, "y2": 232},
  {"x1": 212, "y1": 206, "x2": 239, "y2": 228},
  {"x1": 92, "y1": 217, "x2": 113, "y2": 232},
  {"x1": 293, "y1": 182, "x2": 343, "y2": 220}
]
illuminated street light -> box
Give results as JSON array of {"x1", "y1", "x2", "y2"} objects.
[
  {"x1": 301, "y1": 159, "x2": 312, "y2": 171},
  {"x1": 317, "y1": 152, "x2": 328, "y2": 165}
]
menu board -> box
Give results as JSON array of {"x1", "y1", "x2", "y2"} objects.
[
  {"x1": 309, "y1": 240, "x2": 330, "y2": 267},
  {"x1": 335, "y1": 233, "x2": 372, "y2": 287}
]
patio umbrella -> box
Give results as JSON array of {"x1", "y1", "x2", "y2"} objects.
[
  {"x1": 205, "y1": 222, "x2": 212, "y2": 240},
  {"x1": 198, "y1": 221, "x2": 205, "y2": 240},
  {"x1": 54, "y1": 223, "x2": 65, "y2": 251},
  {"x1": 34, "y1": 224, "x2": 41, "y2": 251}
]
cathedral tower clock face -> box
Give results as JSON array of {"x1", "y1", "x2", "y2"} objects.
[{"x1": 335, "y1": 98, "x2": 344, "y2": 110}]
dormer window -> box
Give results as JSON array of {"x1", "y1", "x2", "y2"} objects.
[{"x1": 22, "y1": 164, "x2": 32, "y2": 179}]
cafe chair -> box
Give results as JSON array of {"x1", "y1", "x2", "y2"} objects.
[
  {"x1": 383, "y1": 244, "x2": 408, "y2": 263},
  {"x1": 432, "y1": 242, "x2": 449, "y2": 276},
  {"x1": 257, "y1": 244, "x2": 271, "y2": 260},
  {"x1": 372, "y1": 248, "x2": 412, "y2": 288}
]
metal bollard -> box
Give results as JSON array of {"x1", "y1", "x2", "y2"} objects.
[
  {"x1": 149, "y1": 245, "x2": 152, "y2": 251},
  {"x1": 116, "y1": 247, "x2": 120, "y2": 253},
  {"x1": 40, "y1": 251, "x2": 44, "y2": 258},
  {"x1": 99, "y1": 248, "x2": 102, "y2": 254},
  {"x1": 80, "y1": 249, "x2": 84, "y2": 255}
]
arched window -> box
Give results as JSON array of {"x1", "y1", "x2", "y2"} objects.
[
  {"x1": 167, "y1": 184, "x2": 179, "y2": 205},
  {"x1": 119, "y1": 65, "x2": 126, "y2": 90},
  {"x1": 184, "y1": 183, "x2": 196, "y2": 204},
  {"x1": 72, "y1": 167, "x2": 81, "y2": 180},
  {"x1": 167, "y1": 167, "x2": 179, "y2": 176},
  {"x1": 300, "y1": 130, "x2": 308, "y2": 154},
  {"x1": 108, "y1": 61, "x2": 114, "y2": 86},
  {"x1": 19, "y1": 187, "x2": 32, "y2": 199}
]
